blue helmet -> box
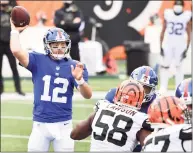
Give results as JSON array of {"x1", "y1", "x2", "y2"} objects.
[
  {"x1": 130, "y1": 66, "x2": 158, "y2": 102},
  {"x1": 43, "y1": 27, "x2": 71, "y2": 59},
  {"x1": 175, "y1": 78, "x2": 192, "y2": 106},
  {"x1": 175, "y1": 78, "x2": 192, "y2": 123}
]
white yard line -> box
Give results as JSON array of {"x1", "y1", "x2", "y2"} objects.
[
  {"x1": 1, "y1": 92, "x2": 107, "y2": 101},
  {"x1": 1, "y1": 134, "x2": 90, "y2": 143},
  {"x1": 1, "y1": 116, "x2": 82, "y2": 123},
  {"x1": 1, "y1": 90, "x2": 174, "y2": 101}
]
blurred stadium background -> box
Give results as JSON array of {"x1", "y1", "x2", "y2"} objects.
[{"x1": 1, "y1": 0, "x2": 192, "y2": 152}]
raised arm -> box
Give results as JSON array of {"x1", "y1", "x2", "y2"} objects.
[
  {"x1": 10, "y1": 18, "x2": 29, "y2": 67},
  {"x1": 71, "y1": 62, "x2": 92, "y2": 99}
]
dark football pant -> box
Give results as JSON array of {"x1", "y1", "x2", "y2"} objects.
[
  {"x1": 70, "y1": 44, "x2": 80, "y2": 61},
  {"x1": 0, "y1": 41, "x2": 22, "y2": 94}
]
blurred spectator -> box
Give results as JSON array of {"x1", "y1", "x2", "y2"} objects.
[
  {"x1": 54, "y1": 0, "x2": 84, "y2": 61},
  {"x1": 35, "y1": 11, "x2": 48, "y2": 27},
  {"x1": 0, "y1": 0, "x2": 25, "y2": 95}
]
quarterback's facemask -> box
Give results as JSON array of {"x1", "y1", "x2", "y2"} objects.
[
  {"x1": 114, "y1": 79, "x2": 145, "y2": 110},
  {"x1": 49, "y1": 42, "x2": 67, "y2": 60},
  {"x1": 148, "y1": 96, "x2": 191, "y2": 125},
  {"x1": 43, "y1": 28, "x2": 71, "y2": 60}
]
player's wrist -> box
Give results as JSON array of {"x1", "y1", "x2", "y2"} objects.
[
  {"x1": 75, "y1": 77, "x2": 85, "y2": 86},
  {"x1": 10, "y1": 29, "x2": 19, "y2": 35}
]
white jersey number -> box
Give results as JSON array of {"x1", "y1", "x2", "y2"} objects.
[
  {"x1": 167, "y1": 22, "x2": 184, "y2": 35},
  {"x1": 93, "y1": 110, "x2": 133, "y2": 146},
  {"x1": 40, "y1": 75, "x2": 69, "y2": 103}
]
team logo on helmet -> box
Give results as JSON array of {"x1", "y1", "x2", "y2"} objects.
[
  {"x1": 114, "y1": 79, "x2": 145, "y2": 109},
  {"x1": 148, "y1": 96, "x2": 191, "y2": 125}
]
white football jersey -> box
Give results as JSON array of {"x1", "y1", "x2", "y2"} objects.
[
  {"x1": 143, "y1": 124, "x2": 192, "y2": 152},
  {"x1": 90, "y1": 100, "x2": 152, "y2": 152},
  {"x1": 163, "y1": 9, "x2": 191, "y2": 44}
]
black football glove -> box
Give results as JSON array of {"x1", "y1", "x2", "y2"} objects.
[{"x1": 160, "y1": 48, "x2": 164, "y2": 57}]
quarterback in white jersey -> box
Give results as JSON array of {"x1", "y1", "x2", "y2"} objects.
[
  {"x1": 159, "y1": 0, "x2": 192, "y2": 94},
  {"x1": 141, "y1": 96, "x2": 192, "y2": 152},
  {"x1": 71, "y1": 80, "x2": 154, "y2": 151}
]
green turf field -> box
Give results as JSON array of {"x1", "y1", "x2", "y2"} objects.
[
  {"x1": 1, "y1": 75, "x2": 179, "y2": 151},
  {"x1": 3, "y1": 76, "x2": 177, "y2": 93},
  {"x1": 1, "y1": 99, "x2": 95, "y2": 152}
]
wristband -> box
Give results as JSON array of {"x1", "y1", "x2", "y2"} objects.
[
  {"x1": 75, "y1": 78, "x2": 85, "y2": 86},
  {"x1": 11, "y1": 30, "x2": 19, "y2": 35}
]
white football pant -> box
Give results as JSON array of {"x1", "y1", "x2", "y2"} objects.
[
  {"x1": 159, "y1": 44, "x2": 186, "y2": 94},
  {"x1": 28, "y1": 120, "x2": 74, "y2": 152}
]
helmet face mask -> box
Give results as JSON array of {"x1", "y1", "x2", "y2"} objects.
[
  {"x1": 43, "y1": 28, "x2": 71, "y2": 60},
  {"x1": 130, "y1": 66, "x2": 158, "y2": 103},
  {"x1": 49, "y1": 41, "x2": 70, "y2": 60},
  {"x1": 175, "y1": 78, "x2": 192, "y2": 122}
]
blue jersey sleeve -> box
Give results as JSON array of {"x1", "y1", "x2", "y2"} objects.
[
  {"x1": 26, "y1": 52, "x2": 38, "y2": 73},
  {"x1": 74, "y1": 64, "x2": 89, "y2": 87},
  {"x1": 104, "y1": 88, "x2": 117, "y2": 103}
]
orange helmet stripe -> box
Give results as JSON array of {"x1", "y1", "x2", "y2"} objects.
[
  {"x1": 166, "y1": 96, "x2": 175, "y2": 121},
  {"x1": 157, "y1": 98, "x2": 166, "y2": 123}
]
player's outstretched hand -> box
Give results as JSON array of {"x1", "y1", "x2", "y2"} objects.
[
  {"x1": 10, "y1": 18, "x2": 28, "y2": 32},
  {"x1": 71, "y1": 62, "x2": 84, "y2": 80}
]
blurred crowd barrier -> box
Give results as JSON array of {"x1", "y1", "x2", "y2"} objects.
[
  {"x1": 2, "y1": 26, "x2": 191, "y2": 77},
  {"x1": 2, "y1": 1, "x2": 192, "y2": 77},
  {"x1": 2, "y1": 26, "x2": 106, "y2": 77}
]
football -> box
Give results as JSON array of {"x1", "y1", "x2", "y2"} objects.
[{"x1": 10, "y1": 6, "x2": 30, "y2": 27}]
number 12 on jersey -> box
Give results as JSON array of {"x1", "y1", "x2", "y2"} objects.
[{"x1": 40, "y1": 75, "x2": 69, "y2": 103}]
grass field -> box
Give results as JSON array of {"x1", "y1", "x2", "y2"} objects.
[
  {"x1": 1, "y1": 99, "x2": 95, "y2": 152},
  {"x1": 1, "y1": 75, "x2": 179, "y2": 151},
  {"x1": 3, "y1": 76, "x2": 177, "y2": 93}
]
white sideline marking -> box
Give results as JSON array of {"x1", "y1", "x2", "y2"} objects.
[
  {"x1": 1, "y1": 134, "x2": 91, "y2": 143},
  {"x1": 1, "y1": 116, "x2": 82, "y2": 123}
]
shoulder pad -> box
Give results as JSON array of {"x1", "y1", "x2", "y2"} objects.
[
  {"x1": 164, "y1": 9, "x2": 172, "y2": 18},
  {"x1": 30, "y1": 51, "x2": 44, "y2": 55},
  {"x1": 94, "y1": 99, "x2": 110, "y2": 112},
  {"x1": 184, "y1": 11, "x2": 192, "y2": 20}
]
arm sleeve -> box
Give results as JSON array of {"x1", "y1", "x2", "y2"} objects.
[{"x1": 26, "y1": 52, "x2": 37, "y2": 73}]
